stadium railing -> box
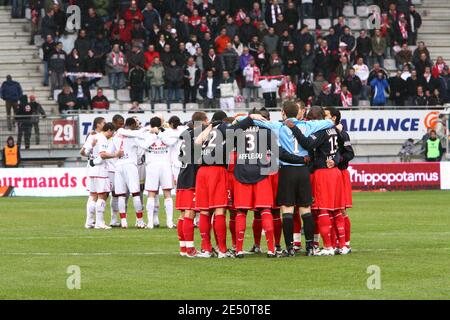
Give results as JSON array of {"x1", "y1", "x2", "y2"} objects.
[{"x1": 1, "y1": 105, "x2": 449, "y2": 157}]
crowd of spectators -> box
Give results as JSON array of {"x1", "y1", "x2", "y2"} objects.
[{"x1": 6, "y1": 0, "x2": 450, "y2": 113}]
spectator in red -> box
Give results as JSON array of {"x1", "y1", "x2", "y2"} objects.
[
  {"x1": 188, "y1": 9, "x2": 201, "y2": 28},
  {"x1": 144, "y1": 44, "x2": 160, "y2": 70},
  {"x1": 279, "y1": 75, "x2": 297, "y2": 100},
  {"x1": 112, "y1": 19, "x2": 132, "y2": 44},
  {"x1": 215, "y1": 28, "x2": 231, "y2": 55},
  {"x1": 432, "y1": 56, "x2": 448, "y2": 78},
  {"x1": 234, "y1": 8, "x2": 247, "y2": 27},
  {"x1": 338, "y1": 84, "x2": 353, "y2": 108},
  {"x1": 91, "y1": 88, "x2": 110, "y2": 111},
  {"x1": 124, "y1": 1, "x2": 144, "y2": 25}
]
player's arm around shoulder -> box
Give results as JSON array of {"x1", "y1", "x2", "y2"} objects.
[
  {"x1": 159, "y1": 130, "x2": 179, "y2": 146},
  {"x1": 235, "y1": 114, "x2": 281, "y2": 133},
  {"x1": 306, "y1": 119, "x2": 334, "y2": 135},
  {"x1": 285, "y1": 120, "x2": 323, "y2": 150},
  {"x1": 194, "y1": 123, "x2": 213, "y2": 145},
  {"x1": 99, "y1": 136, "x2": 123, "y2": 160}
]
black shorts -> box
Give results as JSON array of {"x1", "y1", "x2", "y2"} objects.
[{"x1": 276, "y1": 165, "x2": 312, "y2": 207}]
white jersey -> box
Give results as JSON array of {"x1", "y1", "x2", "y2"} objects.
[
  {"x1": 106, "y1": 132, "x2": 120, "y2": 173},
  {"x1": 117, "y1": 128, "x2": 178, "y2": 164},
  {"x1": 111, "y1": 133, "x2": 140, "y2": 167},
  {"x1": 165, "y1": 127, "x2": 186, "y2": 169},
  {"x1": 142, "y1": 130, "x2": 178, "y2": 164},
  {"x1": 83, "y1": 133, "x2": 109, "y2": 178}
]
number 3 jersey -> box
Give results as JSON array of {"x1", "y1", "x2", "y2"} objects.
[{"x1": 233, "y1": 125, "x2": 275, "y2": 184}]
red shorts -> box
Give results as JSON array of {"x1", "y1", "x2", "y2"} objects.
[
  {"x1": 233, "y1": 176, "x2": 274, "y2": 210},
  {"x1": 175, "y1": 189, "x2": 196, "y2": 211},
  {"x1": 341, "y1": 169, "x2": 353, "y2": 208},
  {"x1": 269, "y1": 173, "x2": 279, "y2": 209},
  {"x1": 312, "y1": 168, "x2": 344, "y2": 211},
  {"x1": 195, "y1": 166, "x2": 228, "y2": 210}
]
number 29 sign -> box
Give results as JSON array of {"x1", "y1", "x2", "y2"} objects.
[{"x1": 53, "y1": 120, "x2": 77, "y2": 145}]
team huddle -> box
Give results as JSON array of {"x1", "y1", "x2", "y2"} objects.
[{"x1": 80, "y1": 100, "x2": 355, "y2": 258}]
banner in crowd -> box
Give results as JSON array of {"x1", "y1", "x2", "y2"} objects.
[
  {"x1": 77, "y1": 109, "x2": 440, "y2": 143},
  {"x1": 0, "y1": 163, "x2": 449, "y2": 196}
]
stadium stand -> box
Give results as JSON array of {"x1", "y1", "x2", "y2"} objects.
[{"x1": 0, "y1": 0, "x2": 449, "y2": 164}]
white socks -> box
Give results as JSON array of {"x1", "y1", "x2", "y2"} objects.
[
  {"x1": 118, "y1": 196, "x2": 127, "y2": 216},
  {"x1": 132, "y1": 195, "x2": 143, "y2": 212},
  {"x1": 85, "y1": 196, "x2": 96, "y2": 227},
  {"x1": 153, "y1": 195, "x2": 160, "y2": 226},
  {"x1": 95, "y1": 199, "x2": 106, "y2": 227},
  {"x1": 146, "y1": 198, "x2": 155, "y2": 228},
  {"x1": 110, "y1": 196, "x2": 119, "y2": 225},
  {"x1": 165, "y1": 198, "x2": 174, "y2": 228}
]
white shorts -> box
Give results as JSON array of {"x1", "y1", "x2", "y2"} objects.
[
  {"x1": 138, "y1": 164, "x2": 146, "y2": 184},
  {"x1": 145, "y1": 162, "x2": 173, "y2": 192},
  {"x1": 115, "y1": 164, "x2": 140, "y2": 195},
  {"x1": 108, "y1": 172, "x2": 115, "y2": 192},
  {"x1": 89, "y1": 177, "x2": 111, "y2": 194},
  {"x1": 220, "y1": 97, "x2": 235, "y2": 112}
]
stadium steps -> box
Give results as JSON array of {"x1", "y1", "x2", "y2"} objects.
[
  {"x1": 417, "y1": 0, "x2": 450, "y2": 60},
  {"x1": 0, "y1": 5, "x2": 57, "y2": 119},
  {"x1": 0, "y1": 5, "x2": 57, "y2": 147}
]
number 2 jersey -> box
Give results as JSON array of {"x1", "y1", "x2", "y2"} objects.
[{"x1": 200, "y1": 117, "x2": 254, "y2": 167}]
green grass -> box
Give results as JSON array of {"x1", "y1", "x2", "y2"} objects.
[{"x1": 0, "y1": 191, "x2": 449, "y2": 300}]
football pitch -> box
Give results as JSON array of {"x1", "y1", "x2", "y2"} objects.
[{"x1": 0, "y1": 191, "x2": 449, "y2": 300}]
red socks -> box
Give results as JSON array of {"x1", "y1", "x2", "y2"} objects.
[
  {"x1": 136, "y1": 211, "x2": 143, "y2": 219},
  {"x1": 261, "y1": 209, "x2": 275, "y2": 253},
  {"x1": 211, "y1": 214, "x2": 218, "y2": 246},
  {"x1": 293, "y1": 209, "x2": 302, "y2": 247},
  {"x1": 183, "y1": 216, "x2": 194, "y2": 243},
  {"x1": 214, "y1": 214, "x2": 228, "y2": 253},
  {"x1": 235, "y1": 211, "x2": 247, "y2": 253},
  {"x1": 317, "y1": 210, "x2": 332, "y2": 248},
  {"x1": 272, "y1": 212, "x2": 282, "y2": 246},
  {"x1": 329, "y1": 214, "x2": 337, "y2": 248},
  {"x1": 343, "y1": 213, "x2": 351, "y2": 245},
  {"x1": 199, "y1": 214, "x2": 212, "y2": 252},
  {"x1": 177, "y1": 218, "x2": 186, "y2": 254},
  {"x1": 332, "y1": 211, "x2": 346, "y2": 249},
  {"x1": 229, "y1": 211, "x2": 236, "y2": 248},
  {"x1": 252, "y1": 212, "x2": 262, "y2": 247}
]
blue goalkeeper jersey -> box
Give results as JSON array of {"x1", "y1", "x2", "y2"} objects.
[{"x1": 251, "y1": 118, "x2": 334, "y2": 166}]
